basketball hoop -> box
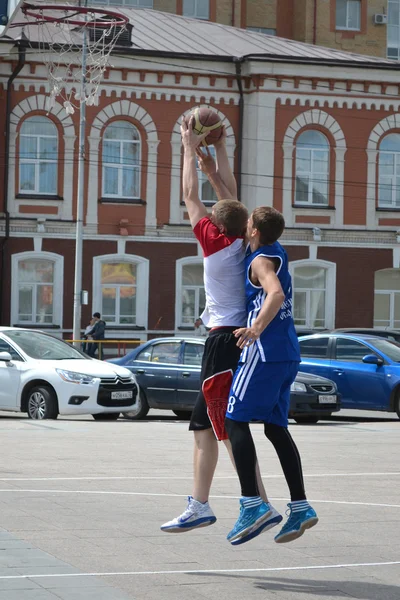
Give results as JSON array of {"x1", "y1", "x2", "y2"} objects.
[{"x1": 10, "y1": 3, "x2": 130, "y2": 114}]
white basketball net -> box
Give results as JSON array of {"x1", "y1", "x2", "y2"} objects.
[{"x1": 21, "y1": 8, "x2": 127, "y2": 115}]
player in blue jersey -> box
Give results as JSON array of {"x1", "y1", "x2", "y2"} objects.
[{"x1": 224, "y1": 206, "x2": 318, "y2": 546}]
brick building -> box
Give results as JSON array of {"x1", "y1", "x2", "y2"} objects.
[
  {"x1": 77, "y1": 1, "x2": 400, "y2": 60},
  {"x1": 0, "y1": 7, "x2": 399, "y2": 343}
]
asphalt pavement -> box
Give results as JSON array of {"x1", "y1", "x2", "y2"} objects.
[{"x1": 0, "y1": 409, "x2": 398, "y2": 600}]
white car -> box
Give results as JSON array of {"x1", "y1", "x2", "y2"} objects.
[{"x1": 0, "y1": 327, "x2": 139, "y2": 420}]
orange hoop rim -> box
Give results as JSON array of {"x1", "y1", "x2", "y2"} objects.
[{"x1": 10, "y1": 2, "x2": 129, "y2": 28}]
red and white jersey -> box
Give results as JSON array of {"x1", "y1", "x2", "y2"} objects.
[{"x1": 193, "y1": 217, "x2": 247, "y2": 328}]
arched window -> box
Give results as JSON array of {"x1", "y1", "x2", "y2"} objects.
[
  {"x1": 11, "y1": 252, "x2": 63, "y2": 326},
  {"x1": 93, "y1": 255, "x2": 149, "y2": 328},
  {"x1": 374, "y1": 269, "x2": 400, "y2": 329},
  {"x1": 295, "y1": 130, "x2": 329, "y2": 206},
  {"x1": 102, "y1": 121, "x2": 141, "y2": 200},
  {"x1": 176, "y1": 259, "x2": 205, "y2": 327},
  {"x1": 19, "y1": 116, "x2": 58, "y2": 195},
  {"x1": 290, "y1": 260, "x2": 336, "y2": 330},
  {"x1": 378, "y1": 134, "x2": 400, "y2": 209}
]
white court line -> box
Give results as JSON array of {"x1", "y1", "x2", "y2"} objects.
[
  {"x1": 0, "y1": 489, "x2": 398, "y2": 508},
  {"x1": 0, "y1": 472, "x2": 399, "y2": 481},
  {"x1": 0, "y1": 560, "x2": 398, "y2": 580}
]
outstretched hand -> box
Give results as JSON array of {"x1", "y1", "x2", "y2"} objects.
[
  {"x1": 181, "y1": 116, "x2": 208, "y2": 150},
  {"x1": 195, "y1": 147, "x2": 216, "y2": 176}
]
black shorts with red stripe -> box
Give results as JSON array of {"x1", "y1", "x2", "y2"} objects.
[{"x1": 189, "y1": 327, "x2": 242, "y2": 441}]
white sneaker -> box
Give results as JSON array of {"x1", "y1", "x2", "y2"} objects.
[{"x1": 160, "y1": 496, "x2": 217, "y2": 533}]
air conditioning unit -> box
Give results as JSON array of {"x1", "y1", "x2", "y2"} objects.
[{"x1": 375, "y1": 14, "x2": 388, "y2": 25}]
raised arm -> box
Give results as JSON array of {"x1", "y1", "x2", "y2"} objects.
[
  {"x1": 214, "y1": 126, "x2": 237, "y2": 199},
  {"x1": 196, "y1": 147, "x2": 236, "y2": 201},
  {"x1": 181, "y1": 117, "x2": 208, "y2": 228}
]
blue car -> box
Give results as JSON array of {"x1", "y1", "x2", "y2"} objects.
[
  {"x1": 109, "y1": 336, "x2": 341, "y2": 423},
  {"x1": 298, "y1": 333, "x2": 400, "y2": 418}
]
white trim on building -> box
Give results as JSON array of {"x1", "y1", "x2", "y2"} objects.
[
  {"x1": 175, "y1": 256, "x2": 204, "y2": 329},
  {"x1": 92, "y1": 253, "x2": 150, "y2": 330},
  {"x1": 9, "y1": 95, "x2": 76, "y2": 221},
  {"x1": 88, "y1": 101, "x2": 159, "y2": 230},
  {"x1": 10, "y1": 251, "x2": 64, "y2": 328},
  {"x1": 289, "y1": 258, "x2": 336, "y2": 330},
  {"x1": 366, "y1": 113, "x2": 400, "y2": 229},
  {"x1": 282, "y1": 109, "x2": 347, "y2": 228}
]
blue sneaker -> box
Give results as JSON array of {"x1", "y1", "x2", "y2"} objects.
[
  {"x1": 227, "y1": 500, "x2": 281, "y2": 544},
  {"x1": 274, "y1": 504, "x2": 318, "y2": 544},
  {"x1": 231, "y1": 505, "x2": 283, "y2": 546},
  {"x1": 160, "y1": 496, "x2": 216, "y2": 533}
]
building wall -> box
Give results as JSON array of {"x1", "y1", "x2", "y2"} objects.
[
  {"x1": 165, "y1": 0, "x2": 389, "y2": 59},
  {"x1": 246, "y1": 0, "x2": 277, "y2": 30},
  {"x1": 315, "y1": 0, "x2": 387, "y2": 57},
  {"x1": 1, "y1": 51, "x2": 399, "y2": 337}
]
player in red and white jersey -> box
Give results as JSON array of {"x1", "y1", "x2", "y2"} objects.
[{"x1": 161, "y1": 117, "x2": 269, "y2": 533}]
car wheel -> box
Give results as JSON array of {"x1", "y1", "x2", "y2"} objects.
[
  {"x1": 92, "y1": 413, "x2": 120, "y2": 421},
  {"x1": 173, "y1": 410, "x2": 192, "y2": 420},
  {"x1": 121, "y1": 388, "x2": 149, "y2": 420},
  {"x1": 27, "y1": 386, "x2": 58, "y2": 420},
  {"x1": 293, "y1": 416, "x2": 319, "y2": 424}
]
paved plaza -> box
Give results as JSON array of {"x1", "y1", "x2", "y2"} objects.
[{"x1": 0, "y1": 409, "x2": 398, "y2": 600}]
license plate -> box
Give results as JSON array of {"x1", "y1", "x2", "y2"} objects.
[
  {"x1": 111, "y1": 391, "x2": 133, "y2": 400},
  {"x1": 319, "y1": 395, "x2": 336, "y2": 404}
]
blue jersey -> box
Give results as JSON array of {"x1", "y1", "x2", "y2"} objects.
[{"x1": 241, "y1": 242, "x2": 300, "y2": 363}]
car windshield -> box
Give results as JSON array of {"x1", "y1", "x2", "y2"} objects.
[
  {"x1": 369, "y1": 338, "x2": 400, "y2": 363},
  {"x1": 3, "y1": 330, "x2": 85, "y2": 360}
]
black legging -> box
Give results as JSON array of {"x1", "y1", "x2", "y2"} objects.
[{"x1": 225, "y1": 419, "x2": 306, "y2": 502}]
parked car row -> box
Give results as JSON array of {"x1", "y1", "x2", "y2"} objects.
[
  {"x1": 109, "y1": 337, "x2": 341, "y2": 424},
  {"x1": 1, "y1": 325, "x2": 398, "y2": 423}
]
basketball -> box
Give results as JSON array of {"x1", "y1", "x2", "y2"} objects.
[{"x1": 185, "y1": 107, "x2": 223, "y2": 146}]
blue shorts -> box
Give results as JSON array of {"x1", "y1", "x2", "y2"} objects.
[{"x1": 226, "y1": 354, "x2": 299, "y2": 427}]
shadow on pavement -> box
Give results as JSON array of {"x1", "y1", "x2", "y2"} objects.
[{"x1": 192, "y1": 573, "x2": 400, "y2": 599}]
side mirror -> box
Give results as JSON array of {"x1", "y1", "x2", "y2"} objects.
[
  {"x1": 0, "y1": 352, "x2": 12, "y2": 362},
  {"x1": 363, "y1": 354, "x2": 384, "y2": 366}
]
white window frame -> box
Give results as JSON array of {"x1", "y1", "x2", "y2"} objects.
[
  {"x1": 102, "y1": 121, "x2": 141, "y2": 200},
  {"x1": 176, "y1": 257, "x2": 205, "y2": 328},
  {"x1": 374, "y1": 269, "x2": 400, "y2": 329},
  {"x1": 289, "y1": 259, "x2": 336, "y2": 330},
  {"x1": 11, "y1": 252, "x2": 63, "y2": 327},
  {"x1": 378, "y1": 142, "x2": 400, "y2": 209},
  {"x1": 92, "y1": 254, "x2": 149, "y2": 328},
  {"x1": 183, "y1": 0, "x2": 209, "y2": 20},
  {"x1": 336, "y1": 0, "x2": 361, "y2": 31},
  {"x1": 19, "y1": 116, "x2": 58, "y2": 195},
  {"x1": 295, "y1": 131, "x2": 330, "y2": 207}
]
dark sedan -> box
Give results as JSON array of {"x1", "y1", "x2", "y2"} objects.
[
  {"x1": 109, "y1": 337, "x2": 340, "y2": 423},
  {"x1": 332, "y1": 328, "x2": 400, "y2": 344}
]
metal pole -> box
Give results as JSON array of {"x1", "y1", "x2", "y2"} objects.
[{"x1": 72, "y1": 18, "x2": 88, "y2": 347}]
